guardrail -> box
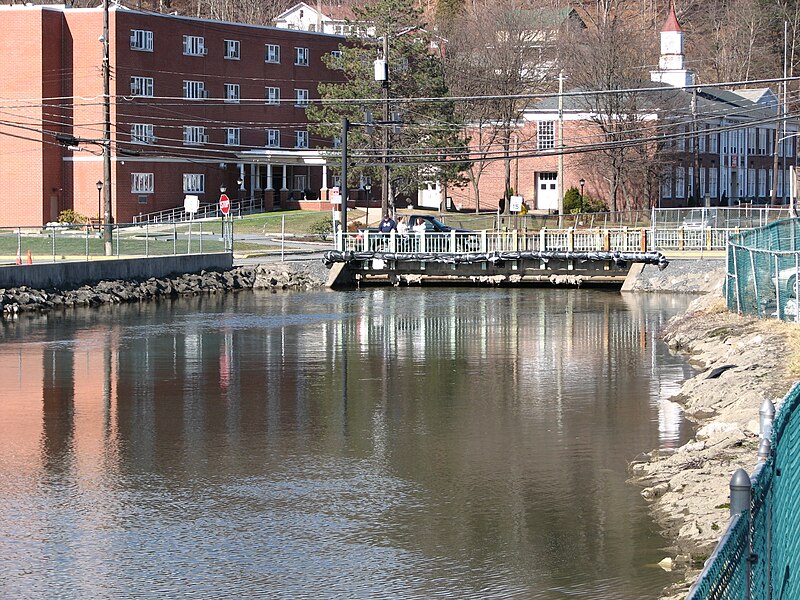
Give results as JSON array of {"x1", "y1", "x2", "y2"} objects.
[
  {"x1": 687, "y1": 383, "x2": 800, "y2": 599},
  {"x1": 339, "y1": 226, "x2": 736, "y2": 254}
]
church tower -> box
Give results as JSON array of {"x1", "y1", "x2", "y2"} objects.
[{"x1": 650, "y1": 3, "x2": 694, "y2": 88}]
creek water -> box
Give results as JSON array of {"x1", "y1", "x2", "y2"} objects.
[{"x1": 0, "y1": 287, "x2": 694, "y2": 599}]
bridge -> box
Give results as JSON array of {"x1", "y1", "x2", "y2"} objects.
[{"x1": 322, "y1": 226, "x2": 727, "y2": 287}]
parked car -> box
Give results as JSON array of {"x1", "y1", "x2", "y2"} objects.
[
  {"x1": 361, "y1": 214, "x2": 472, "y2": 233},
  {"x1": 774, "y1": 267, "x2": 800, "y2": 299}
]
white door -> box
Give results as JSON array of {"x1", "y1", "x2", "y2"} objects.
[{"x1": 536, "y1": 172, "x2": 558, "y2": 210}]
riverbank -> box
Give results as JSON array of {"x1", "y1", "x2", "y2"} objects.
[
  {"x1": 0, "y1": 261, "x2": 329, "y2": 315},
  {"x1": 627, "y1": 279, "x2": 800, "y2": 598}
]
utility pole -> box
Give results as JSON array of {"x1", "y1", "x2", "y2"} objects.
[
  {"x1": 340, "y1": 117, "x2": 349, "y2": 243},
  {"x1": 381, "y1": 31, "x2": 390, "y2": 217},
  {"x1": 772, "y1": 21, "x2": 786, "y2": 205},
  {"x1": 692, "y1": 88, "x2": 700, "y2": 205},
  {"x1": 102, "y1": 0, "x2": 112, "y2": 255},
  {"x1": 557, "y1": 70, "x2": 565, "y2": 215}
]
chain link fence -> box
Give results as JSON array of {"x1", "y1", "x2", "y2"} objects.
[{"x1": 726, "y1": 219, "x2": 800, "y2": 322}]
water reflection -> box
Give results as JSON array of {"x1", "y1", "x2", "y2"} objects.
[{"x1": 0, "y1": 289, "x2": 693, "y2": 599}]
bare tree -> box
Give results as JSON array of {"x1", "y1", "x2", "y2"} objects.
[{"x1": 442, "y1": 0, "x2": 571, "y2": 211}]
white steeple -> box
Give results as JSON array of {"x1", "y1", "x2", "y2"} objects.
[{"x1": 650, "y1": 3, "x2": 694, "y2": 89}]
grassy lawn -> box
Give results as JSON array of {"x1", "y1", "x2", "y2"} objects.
[{"x1": 230, "y1": 209, "x2": 367, "y2": 235}]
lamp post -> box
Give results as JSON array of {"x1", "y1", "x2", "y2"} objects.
[
  {"x1": 236, "y1": 177, "x2": 244, "y2": 205},
  {"x1": 579, "y1": 178, "x2": 585, "y2": 213},
  {"x1": 95, "y1": 180, "x2": 103, "y2": 227},
  {"x1": 364, "y1": 183, "x2": 372, "y2": 225}
]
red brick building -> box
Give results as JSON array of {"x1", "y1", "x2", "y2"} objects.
[
  {"x1": 0, "y1": 4, "x2": 345, "y2": 226},
  {"x1": 449, "y1": 5, "x2": 798, "y2": 213}
]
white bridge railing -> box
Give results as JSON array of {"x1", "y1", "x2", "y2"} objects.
[{"x1": 338, "y1": 227, "x2": 736, "y2": 254}]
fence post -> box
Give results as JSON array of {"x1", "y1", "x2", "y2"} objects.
[
  {"x1": 146, "y1": 223, "x2": 149, "y2": 257},
  {"x1": 730, "y1": 468, "x2": 751, "y2": 518},
  {"x1": 52, "y1": 227, "x2": 56, "y2": 262},
  {"x1": 281, "y1": 215, "x2": 285, "y2": 261},
  {"x1": 760, "y1": 399, "x2": 776, "y2": 438},
  {"x1": 85, "y1": 225, "x2": 89, "y2": 261},
  {"x1": 757, "y1": 438, "x2": 772, "y2": 463}
]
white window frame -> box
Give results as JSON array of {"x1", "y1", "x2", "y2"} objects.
[
  {"x1": 266, "y1": 129, "x2": 280, "y2": 147},
  {"x1": 265, "y1": 44, "x2": 280, "y2": 63},
  {"x1": 294, "y1": 88, "x2": 310, "y2": 107},
  {"x1": 787, "y1": 133, "x2": 796, "y2": 157},
  {"x1": 224, "y1": 83, "x2": 240, "y2": 103},
  {"x1": 226, "y1": 127, "x2": 240, "y2": 146},
  {"x1": 709, "y1": 167, "x2": 718, "y2": 197},
  {"x1": 537, "y1": 121, "x2": 555, "y2": 150},
  {"x1": 675, "y1": 166, "x2": 685, "y2": 198},
  {"x1": 676, "y1": 125, "x2": 685, "y2": 152},
  {"x1": 294, "y1": 174, "x2": 308, "y2": 191},
  {"x1": 183, "y1": 80, "x2": 207, "y2": 100},
  {"x1": 295, "y1": 47, "x2": 309, "y2": 66},
  {"x1": 748, "y1": 168, "x2": 756, "y2": 197},
  {"x1": 779, "y1": 169, "x2": 785, "y2": 197},
  {"x1": 295, "y1": 130, "x2": 309, "y2": 148},
  {"x1": 699, "y1": 167, "x2": 706, "y2": 196},
  {"x1": 710, "y1": 130, "x2": 718, "y2": 153},
  {"x1": 183, "y1": 35, "x2": 207, "y2": 56},
  {"x1": 130, "y1": 76, "x2": 154, "y2": 97},
  {"x1": 687, "y1": 167, "x2": 694, "y2": 198},
  {"x1": 266, "y1": 87, "x2": 280, "y2": 105},
  {"x1": 183, "y1": 125, "x2": 208, "y2": 145},
  {"x1": 224, "y1": 39, "x2": 240, "y2": 60},
  {"x1": 183, "y1": 173, "x2": 205, "y2": 194},
  {"x1": 748, "y1": 128, "x2": 756, "y2": 154},
  {"x1": 130, "y1": 123, "x2": 155, "y2": 145},
  {"x1": 759, "y1": 128, "x2": 767, "y2": 155},
  {"x1": 130, "y1": 30, "x2": 153, "y2": 52},
  {"x1": 699, "y1": 125, "x2": 707, "y2": 153},
  {"x1": 661, "y1": 170, "x2": 672, "y2": 199},
  {"x1": 131, "y1": 172, "x2": 154, "y2": 194},
  {"x1": 769, "y1": 169, "x2": 774, "y2": 196},
  {"x1": 758, "y1": 168, "x2": 767, "y2": 197}
]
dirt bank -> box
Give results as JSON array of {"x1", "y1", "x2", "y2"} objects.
[{"x1": 628, "y1": 288, "x2": 800, "y2": 598}]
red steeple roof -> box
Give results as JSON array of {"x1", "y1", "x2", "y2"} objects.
[{"x1": 662, "y1": 2, "x2": 683, "y2": 33}]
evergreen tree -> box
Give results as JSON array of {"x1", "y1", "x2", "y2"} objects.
[{"x1": 307, "y1": 0, "x2": 469, "y2": 211}]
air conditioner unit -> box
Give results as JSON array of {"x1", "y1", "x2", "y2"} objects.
[
  {"x1": 203, "y1": 90, "x2": 209, "y2": 98},
  {"x1": 202, "y1": 134, "x2": 209, "y2": 143}
]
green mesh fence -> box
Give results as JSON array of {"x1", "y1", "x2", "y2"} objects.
[
  {"x1": 727, "y1": 219, "x2": 800, "y2": 322},
  {"x1": 687, "y1": 383, "x2": 800, "y2": 599}
]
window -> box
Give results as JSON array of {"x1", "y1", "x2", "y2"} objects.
[
  {"x1": 331, "y1": 50, "x2": 343, "y2": 59},
  {"x1": 183, "y1": 174, "x2": 205, "y2": 193},
  {"x1": 183, "y1": 80, "x2": 207, "y2": 100},
  {"x1": 675, "y1": 166, "x2": 685, "y2": 198},
  {"x1": 265, "y1": 44, "x2": 280, "y2": 63},
  {"x1": 131, "y1": 172, "x2": 153, "y2": 193},
  {"x1": 224, "y1": 39, "x2": 240, "y2": 60},
  {"x1": 758, "y1": 168, "x2": 767, "y2": 197},
  {"x1": 537, "y1": 121, "x2": 554, "y2": 150},
  {"x1": 700, "y1": 167, "x2": 706, "y2": 196},
  {"x1": 779, "y1": 170, "x2": 785, "y2": 197},
  {"x1": 709, "y1": 167, "x2": 718, "y2": 197},
  {"x1": 677, "y1": 125, "x2": 687, "y2": 152},
  {"x1": 183, "y1": 35, "x2": 207, "y2": 56},
  {"x1": 130, "y1": 30, "x2": 153, "y2": 52},
  {"x1": 266, "y1": 129, "x2": 280, "y2": 147},
  {"x1": 224, "y1": 83, "x2": 240, "y2": 103},
  {"x1": 226, "y1": 128, "x2": 240, "y2": 146},
  {"x1": 748, "y1": 168, "x2": 756, "y2": 197},
  {"x1": 661, "y1": 170, "x2": 672, "y2": 199},
  {"x1": 294, "y1": 175, "x2": 308, "y2": 190},
  {"x1": 266, "y1": 87, "x2": 280, "y2": 105},
  {"x1": 294, "y1": 88, "x2": 309, "y2": 107},
  {"x1": 787, "y1": 133, "x2": 796, "y2": 157},
  {"x1": 183, "y1": 125, "x2": 207, "y2": 145},
  {"x1": 710, "y1": 130, "x2": 718, "y2": 153},
  {"x1": 295, "y1": 47, "x2": 309, "y2": 65},
  {"x1": 332, "y1": 175, "x2": 342, "y2": 188},
  {"x1": 130, "y1": 76, "x2": 154, "y2": 97},
  {"x1": 748, "y1": 128, "x2": 756, "y2": 154},
  {"x1": 699, "y1": 125, "x2": 707, "y2": 153},
  {"x1": 138, "y1": 195, "x2": 149, "y2": 205},
  {"x1": 295, "y1": 130, "x2": 309, "y2": 148},
  {"x1": 721, "y1": 131, "x2": 728, "y2": 154},
  {"x1": 769, "y1": 169, "x2": 774, "y2": 196},
  {"x1": 130, "y1": 123, "x2": 155, "y2": 144},
  {"x1": 759, "y1": 128, "x2": 767, "y2": 155},
  {"x1": 687, "y1": 167, "x2": 694, "y2": 198}
]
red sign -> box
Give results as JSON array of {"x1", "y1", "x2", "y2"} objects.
[{"x1": 219, "y1": 193, "x2": 230, "y2": 215}]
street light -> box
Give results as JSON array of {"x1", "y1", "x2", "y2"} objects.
[
  {"x1": 95, "y1": 180, "x2": 103, "y2": 226},
  {"x1": 579, "y1": 178, "x2": 586, "y2": 213},
  {"x1": 364, "y1": 183, "x2": 372, "y2": 224},
  {"x1": 236, "y1": 177, "x2": 244, "y2": 205}
]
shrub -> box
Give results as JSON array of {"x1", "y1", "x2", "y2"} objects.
[
  {"x1": 310, "y1": 216, "x2": 332, "y2": 240},
  {"x1": 563, "y1": 187, "x2": 609, "y2": 214},
  {"x1": 57, "y1": 209, "x2": 88, "y2": 224}
]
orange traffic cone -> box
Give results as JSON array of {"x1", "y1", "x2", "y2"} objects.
[
  {"x1": 15, "y1": 249, "x2": 21, "y2": 265},
  {"x1": 26, "y1": 250, "x2": 32, "y2": 265}
]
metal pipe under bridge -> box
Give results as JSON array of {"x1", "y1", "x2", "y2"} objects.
[{"x1": 324, "y1": 229, "x2": 669, "y2": 288}]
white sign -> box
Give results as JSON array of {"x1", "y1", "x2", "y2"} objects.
[
  {"x1": 184, "y1": 194, "x2": 200, "y2": 214},
  {"x1": 330, "y1": 186, "x2": 341, "y2": 204},
  {"x1": 509, "y1": 195, "x2": 524, "y2": 213}
]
